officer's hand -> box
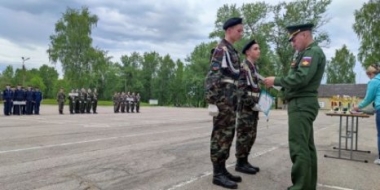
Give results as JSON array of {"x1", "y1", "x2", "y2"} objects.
[{"x1": 263, "y1": 77, "x2": 275, "y2": 88}]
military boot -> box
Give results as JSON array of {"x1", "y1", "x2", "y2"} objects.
[
  {"x1": 245, "y1": 157, "x2": 260, "y2": 172},
  {"x1": 235, "y1": 157, "x2": 257, "y2": 174},
  {"x1": 212, "y1": 163, "x2": 238, "y2": 189},
  {"x1": 222, "y1": 161, "x2": 242, "y2": 182}
]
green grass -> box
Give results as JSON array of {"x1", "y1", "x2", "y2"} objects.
[{"x1": 41, "y1": 99, "x2": 150, "y2": 106}]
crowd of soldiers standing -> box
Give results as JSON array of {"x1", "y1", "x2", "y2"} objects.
[
  {"x1": 56, "y1": 88, "x2": 99, "y2": 114},
  {"x1": 113, "y1": 92, "x2": 141, "y2": 113},
  {"x1": 2, "y1": 84, "x2": 43, "y2": 116}
]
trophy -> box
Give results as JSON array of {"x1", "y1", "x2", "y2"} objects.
[
  {"x1": 329, "y1": 96, "x2": 337, "y2": 112},
  {"x1": 351, "y1": 96, "x2": 358, "y2": 109},
  {"x1": 341, "y1": 95, "x2": 351, "y2": 114},
  {"x1": 330, "y1": 95, "x2": 340, "y2": 113}
]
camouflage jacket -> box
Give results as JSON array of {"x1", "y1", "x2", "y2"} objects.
[{"x1": 204, "y1": 39, "x2": 241, "y2": 104}]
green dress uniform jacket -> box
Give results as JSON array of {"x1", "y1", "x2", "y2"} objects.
[{"x1": 274, "y1": 42, "x2": 326, "y2": 190}]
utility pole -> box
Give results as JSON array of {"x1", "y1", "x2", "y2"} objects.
[{"x1": 21, "y1": 57, "x2": 30, "y2": 87}]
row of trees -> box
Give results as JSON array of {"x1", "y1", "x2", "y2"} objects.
[{"x1": 0, "y1": 0, "x2": 378, "y2": 106}]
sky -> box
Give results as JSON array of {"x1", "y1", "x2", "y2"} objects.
[{"x1": 0, "y1": 0, "x2": 368, "y2": 83}]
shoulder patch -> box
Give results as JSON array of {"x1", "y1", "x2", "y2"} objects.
[
  {"x1": 301, "y1": 57, "x2": 312, "y2": 67},
  {"x1": 211, "y1": 62, "x2": 220, "y2": 71}
]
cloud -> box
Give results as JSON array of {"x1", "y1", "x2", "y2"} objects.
[{"x1": 0, "y1": 0, "x2": 369, "y2": 83}]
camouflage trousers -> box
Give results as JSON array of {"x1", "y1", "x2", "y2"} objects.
[
  {"x1": 235, "y1": 103, "x2": 259, "y2": 158},
  {"x1": 209, "y1": 83, "x2": 237, "y2": 164}
]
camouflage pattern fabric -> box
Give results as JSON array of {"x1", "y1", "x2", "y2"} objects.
[
  {"x1": 235, "y1": 59, "x2": 261, "y2": 158},
  {"x1": 206, "y1": 39, "x2": 241, "y2": 164}
]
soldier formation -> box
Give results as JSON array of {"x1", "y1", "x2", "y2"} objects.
[
  {"x1": 2, "y1": 84, "x2": 43, "y2": 116},
  {"x1": 112, "y1": 92, "x2": 140, "y2": 113},
  {"x1": 59, "y1": 88, "x2": 99, "y2": 114}
]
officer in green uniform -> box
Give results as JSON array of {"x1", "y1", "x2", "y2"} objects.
[
  {"x1": 205, "y1": 17, "x2": 244, "y2": 189},
  {"x1": 264, "y1": 23, "x2": 325, "y2": 190}
]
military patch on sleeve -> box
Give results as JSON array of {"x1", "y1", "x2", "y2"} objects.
[
  {"x1": 301, "y1": 57, "x2": 312, "y2": 66},
  {"x1": 211, "y1": 62, "x2": 220, "y2": 71}
]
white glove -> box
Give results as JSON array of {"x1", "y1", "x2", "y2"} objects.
[{"x1": 208, "y1": 104, "x2": 219, "y2": 117}]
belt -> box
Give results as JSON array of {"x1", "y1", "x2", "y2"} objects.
[
  {"x1": 221, "y1": 79, "x2": 238, "y2": 85},
  {"x1": 247, "y1": 92, "x2": 260, "y2": 97}
]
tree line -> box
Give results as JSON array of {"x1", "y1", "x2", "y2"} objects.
[{"x1": 0, "y1": 0, "x2": 378, "y2": 106}]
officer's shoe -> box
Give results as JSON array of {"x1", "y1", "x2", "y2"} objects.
[
  {"x1": 213, "y1": 164, "x2": 238, "y2": 189},
  {"x1": 235, "y1": 157, "x2": 257, "y2": 174},
  {"x1": 221, "y1": 162, "x2": 242, "y2": 182}
]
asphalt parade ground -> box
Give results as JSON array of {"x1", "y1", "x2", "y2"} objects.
[{"x1": 0, "y1": 105, "x2": 379, "y2": 190}]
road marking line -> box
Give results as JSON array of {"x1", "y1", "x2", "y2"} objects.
[
  {"x1": 0, "y1": 126, "x2": 207, "y2": 154},
  {"x1": 82, "y1": 124, "x2": 111, "y2": 128},
  {"x1": 164, "y1": 125, "x2": 331, "y2": 190},
  {"x1": 317, "y1": 183, "x2": 354, "y2": 190},
  {"x1": 164, "y1": 145, "x2": 283, "y2": 190}
]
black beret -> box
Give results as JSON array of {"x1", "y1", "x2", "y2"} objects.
[
  {"x1": 223, "y1": 17, "x2": 243, "y2": 30},
  {"x1": 242, "y1": 39, "x2": 257, "y2": 54},
  {"x1": 286, "y1": 23, "x2": 314, "y2": 41}
]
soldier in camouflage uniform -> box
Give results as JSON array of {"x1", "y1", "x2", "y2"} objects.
[
  {"x1": 130, "y1": 92, "x2": 136, "y2": 113},
  {"x1": 56, "y1": 88, "x2": 66, "y2": 114},
  {"x1": 113, "y1": 92, "x2": 120, "y2": 113},
  {"x1": 86, "y1": 88, "x2": 93, "y2": 113},
  {"x1": 126, "y1": 91, "x2": 131, "y2": 113},
  {"x1": 92, "y1": 88, "x2": 98, "y2": 114},
  {"x1": 74, "y1": 89, "x2": 80, "y2": 113},
  {"x1": 68, "y1": 89, "x2": 76, "y2": 114},
  {"x1": 79, "y1": 88, "x2": 87, "y2": 113},
  {"x1": 204, "y1": 17, "x2": 244, "y2": 189},
  {"x1": 135, "y1": 93, "x2": 141, "y2": 113},
  {"x1": 120, "y1": 92, "x2": 126, "y2": 113},
  {"x1": 235, "y1": 39, "x2": 261, "y2": 175}
]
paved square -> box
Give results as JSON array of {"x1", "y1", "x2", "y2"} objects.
[{"x1": 0, "y1": 105, "x2": 379, "y2": 190}]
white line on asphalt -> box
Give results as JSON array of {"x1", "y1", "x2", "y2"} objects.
[
  {"x1": 0, "y1": 125, "x2": 207, "y2": 154},
  {"x1": 317, "y1": 183, "x2": 354, "y2": 190},
  {"x1": 164, "y1": 145, "x2": 285, "y2": 190},
  {"x1": 163, "y1": 125, "x2": 332, "y2": 190},
  {"x1": 82, "y1": 124, "x2": 111, "y2": 128}
]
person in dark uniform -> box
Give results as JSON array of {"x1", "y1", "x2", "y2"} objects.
[
  {"x1": 135, "y1": 93, "x2": 141, "y2": 113},
  {"x1": 74, "y1": 89, "x2": 80, "y2": 113},
  {"x1": 57, "y1": 88, "x2": 66, "y2": 114},
  {"x1": 13, "y1": 85, "x2": 24, "y2": 115},
  {"x1": 68, "y1": 89, "x2": 76, "y2": 114},
  {"x1": 264, "y1": 23, "x2": 325, "y2": 190},
  {"x1": 120, "y1": 92, "x2": 126, "y2": 113},
  {"x1": 33, "y1": 87, "x2": 43, "y2": 115},
  {"x1": 22, "y1": 87, "x2": 27, "y2": 115},
  {"x1": 86, "y1": 88, "x2": 93, "y2": 113},
  {"x1": 25, "y1": 86, "x2": 34, "y2": 115},
  {"x1": 10, "y1": 86, "x2": 15, "y2": 115},
  {"x1": 204, "y1": 17, "x2": 244, "y2": 189},
  {"x1": 235, "y1": 39, "x2": 261, "y2": 175},
  {"x1": 113, "y1": 92, "x2": 120, "y2": 113},
  {"x1": 2, "y1": 84, "x2": 13, "y2": 116},
  {"x1": 125, "y1": 91, "x2": 131, "y2": 113},
  {"x1": 79, "y1": 88, "x2": 87, "y2": 114},
  {"x1": 130, "y1": 92, "x2": 136, "y2": 113},
  {"x1": 92, "y1": 88, "x2": 98, "y2": 114}
]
